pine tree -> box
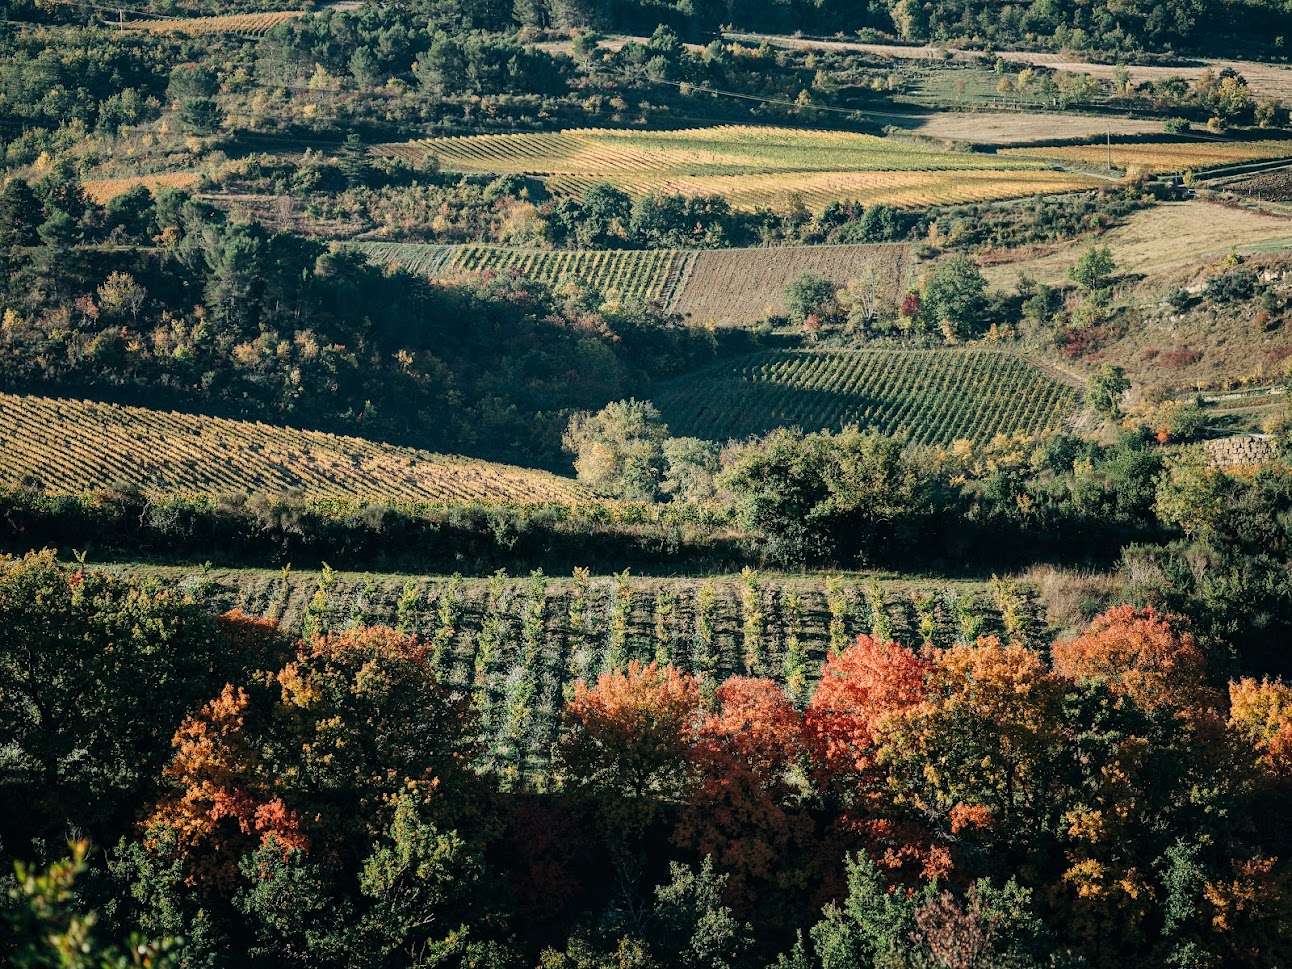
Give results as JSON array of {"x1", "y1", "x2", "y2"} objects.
[
  {"x1": 603, "y1": 569, "x2": 633, "y2": 674},
  {"x1": 337, "y1": 132, "x2": 370, "y2": 187},
  {"x1": 565, "y1": 567, "x2": 595, "y2": 700},
  {"x1": 653, "y1": 587, "x2": 676, "y2": 667}
]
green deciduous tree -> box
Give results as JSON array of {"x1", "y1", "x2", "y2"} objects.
[
  {"x1": 563, "y1": 399, "x2": 669, "y2": 501},
  {"x1": 921, "y1": 254, "x2": 988, "y2": 339}
]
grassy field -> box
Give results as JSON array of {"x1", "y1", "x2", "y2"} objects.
[
  {"x1": 0, "y1": 393, "x2": 589, "y2": 504},
  {"x1": 652, "y1": 347, "x2": 1079, "y2": 445},
  {"x1": 356, "y1": 241, "x2": 909, "y2": 322},
  {"x1": 356, "y1": 242, "x2": 694, "y2": 306},
  {"x1": 981, "y1": 200, "x2": 1292, "y2": 291},
  {"x1": 1003, "y1": 138, "x2": 1292, "y2": 174},
  {"x1": 117, "y1": 11, "x2": 304, "y2": 34},
  {"x1": 375, "y1": 125, "x2": 1101, "y2": 212}
]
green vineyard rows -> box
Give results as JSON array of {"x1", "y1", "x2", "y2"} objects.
[
  {"x1": 355, "y1": 241, "x2": 693, "y2": 306},
  {"x1": 0, "y1": 393, "x2": 590, "y2": 504},
  {"x1": 142, "y1": 564, "x2": 1048, "y2": 776},
  {"x1": 652, "y1": 348, "x2": 1080, "y2": 445}
]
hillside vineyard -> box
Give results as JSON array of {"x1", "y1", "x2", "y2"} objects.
[{"x1": 5, "y1": 2, "x2": 1292, "y2": 967}]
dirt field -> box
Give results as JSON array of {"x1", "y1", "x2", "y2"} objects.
[
  {"x1": 885, "y1": 111, "x2": 1164, "y2": 145},
  {"x1": 670, "y1": 243, "x2": 911, "y2": 326},
  {"x1": 981, "y1": 200, "x2": 1292, "y2": 291}
]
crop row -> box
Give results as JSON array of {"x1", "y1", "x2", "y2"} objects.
[
  {"x1": 154, "y1": 566, "x2": 1039, "y2": 775},
  {"x1": 120, "y1": 11, "x2": 303, "y2": 34},
  {"x1": 354, "y1": 241, "x2": 694, "y2": 306},
  {"x1": 0, "y1": 393, "x2": 589, "y2": 504},
  {"x1": 653, "y1": 348, "x2": 1079, "y2": 445},
  {"x1": 373, "y1": 125, "x2": 1099, "y2": 212}
]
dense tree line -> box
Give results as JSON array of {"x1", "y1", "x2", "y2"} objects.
[
  {"x1": 0, "y1": 178, "x2": 717, "y2": 468},
  {"x1": 3, "y1": 551, "x2": 1291, "y2": 967}
]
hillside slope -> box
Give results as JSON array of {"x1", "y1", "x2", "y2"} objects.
[{"x1": 0, "y1": 394, "x2": 590, "y2": 504}]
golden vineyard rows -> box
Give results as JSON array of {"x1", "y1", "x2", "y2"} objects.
[
  {"x1": 1003, "y1": 138, "x2": 1292, "y2": 174},
  {"x1": 0, "y1": 393, "x2": 590, "y2": 504},
  {"x1": 119, "y1": 11, "x2": 303, "y2": 34},
  {"x1": 375, "y1": 125, "x2": 1101, "y2": 212},
  {"x1": 654, "y1": 348, "x2": 1079, "y2": 445}
]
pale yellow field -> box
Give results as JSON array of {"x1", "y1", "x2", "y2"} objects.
[
  {"x1": 981, "y1": 200, "x2": 1292, "y2": 290},
  {"x1": 82, "y1": 172, "x2": 200, "y2": 204},
  {"x1": 1003, "y1": 139, "x2": 1292, "y2": 174},
  {"x1": 0, "y1": 393, "x2": 590, "y2": 504},
  {"x1": 887, "y1": 111, "x2": 1164, "y2": 146}
]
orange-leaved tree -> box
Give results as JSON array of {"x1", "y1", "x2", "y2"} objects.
[
  {"x1": 674, "y1": 677, "x2": 813, "y2": 917},
  {"x1": 1228, "y1": 676, "x2": 1292, "y2": 775},
  {"x1": 803, "y1": 634, "x2": 930, "y2": 795},
  {"x1": 558, "y1": 660, "x2": 700, "y2": 885},
  {"x1": 802, "y1": 635, "x2": 945, "y2": 888},
  {"x1": 1052, "y1": 605, "x2": 1218, "y2": 717},
  {"x1": 559, "y1": 660, "x2": 700, "y2": 803},
  {"x1": 878, "y1": 637, "x2": 1065, "y2": 849},
  {"x1": 146, "y1": 625, "x2": 480, "y2": 891}
]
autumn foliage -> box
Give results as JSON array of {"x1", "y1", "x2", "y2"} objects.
[
  {"x1": 559, "y1": 660, "x2": 700, "y2": 801},
  {"x1": 146, "y1": 625, "x2": 478, "y2": 890},
  {"x1": 676, "y1": 678, "x2": 813, "y2": 913},
  {"x1": 1052, "y1": 604, "x2": 1216, "y2": 714},
  {"x1": 803, "y1": 635, "x2": 928, "y2": 789}
]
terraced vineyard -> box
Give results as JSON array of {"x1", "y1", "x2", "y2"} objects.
[
  {"x1": 0, "y1": 393, "x2": 589, "y2": 504},
  {"x1": 653, "y1": 348, "x2": 1079, "y2": 444},
  {"x1": 375, "y1": 125, "x2": 1101, "y2": 212},
  {"x1": 357, "y1": 242, "x2": 692, "y2": 305},
  {"x1": 119, "y1": 11, "x2": 304, "y2": 34},
  {"x1": 355, "y1": 241, "x2": 911, "y2": 320},
  {"x1": 1003, "y1": 138, "x2": 1292, "y2": 174}
]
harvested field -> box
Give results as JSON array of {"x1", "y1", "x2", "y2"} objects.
[
  {"x1": 885, "y1": 111, "x2": 1164, "y2": 146},
  {"x1": 1224, "y1": 169, "x2": 1292, "y2": 202},
  {"x1": 0, "y1": 393, "x2": 590, "y2": 504},
  {"x1": 672, "y1": 244, "x2": 910, "y2": 326},
  {"x1": 1003, "y1": 139, "x2": 1292, "y2": 175}
]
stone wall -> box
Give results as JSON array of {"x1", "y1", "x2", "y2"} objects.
[{"x1": 1204, "y1": 435, "x2": 1279, "y2": 467}]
